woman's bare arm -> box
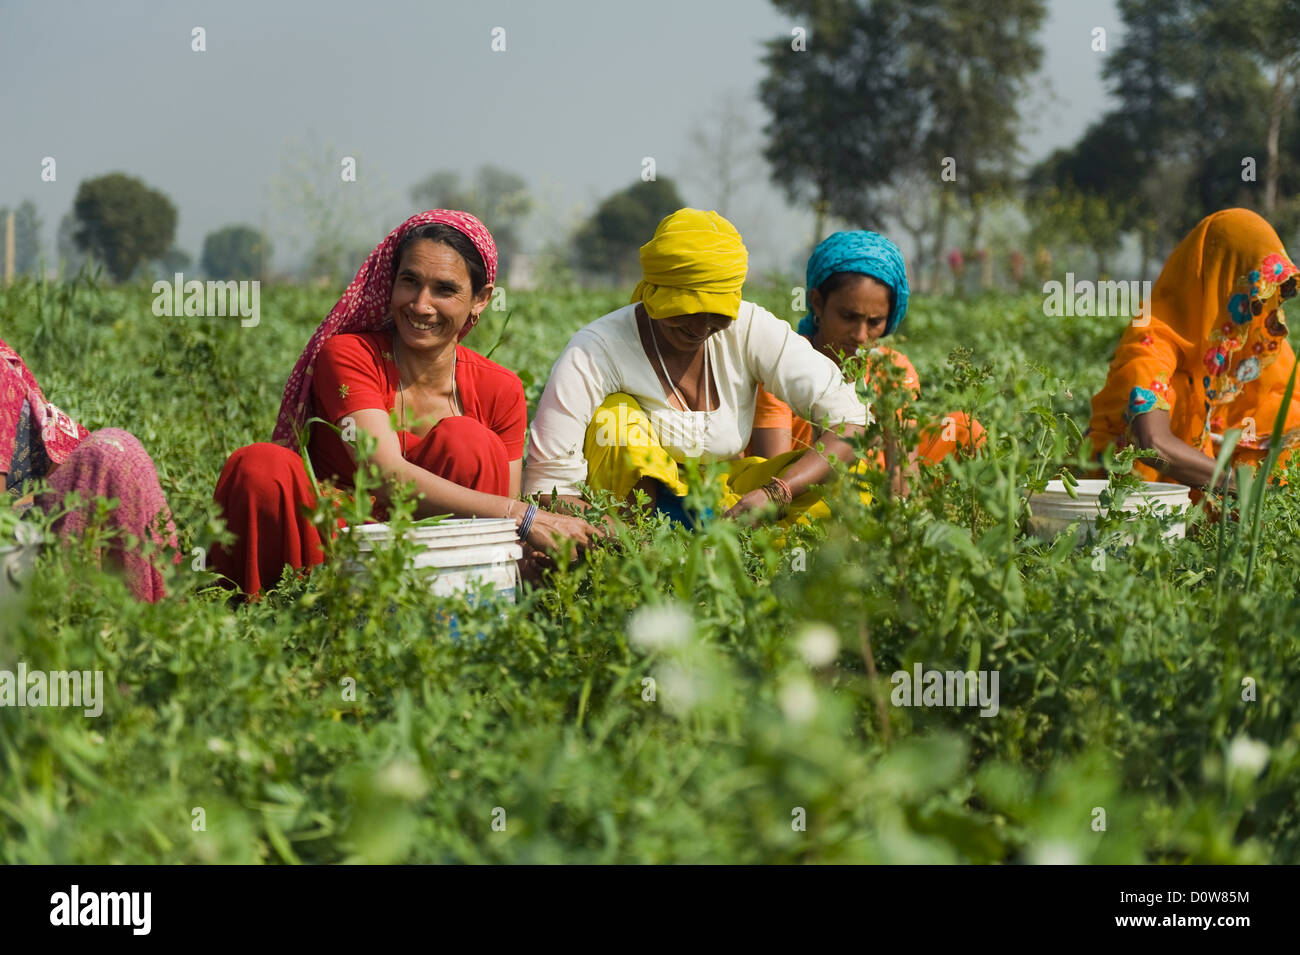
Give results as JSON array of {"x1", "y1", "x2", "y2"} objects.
[
  {"x1": 775, "y1": 423, "x2": 865, "y2": 497},
  {"x1": 748, "y1": 426, "x2": 793, "y2": 459},
  {"x1": 342, "y1": 409, "x2": 601, "y2": 549},
  {"x1": 1129, "y1": 409, "x2": 1233, "y2": 490},
  {"x1": 726, "y1": 422, "x2": 866, "y2": 520}
]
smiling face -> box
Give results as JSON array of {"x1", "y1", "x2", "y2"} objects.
[
  {"x1": 389, "y1": 238, "x2": 491, "y2": 354},
  {"x1": 810, "y1": 274, "x2": 892, "y2": 365},
  {"x1": 651, "y1": 312, "x2": 732, "y2": 353}
]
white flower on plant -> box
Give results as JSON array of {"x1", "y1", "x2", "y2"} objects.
[
  {"x1": 628, "y1": 602, "x2": 693, "y2": 651},
  {"x1": 778, "y1": 677, "x2": 818, "y2": 724},
  {"x1": 1226, "y1": 735, "x2": 1269, "y2": 778},
  {"x1": 655, "y1": 662, "x2": 703, "y2": 717},
  {"x1": 375, "y1": 759, "x2": 428, "y2": 801},
  {"x1": 1029, "y1": 840, "x2": 1081, "y2": 865},
  {"x1": 797, "y1": 624, "x2": 839, "y2": 667}
]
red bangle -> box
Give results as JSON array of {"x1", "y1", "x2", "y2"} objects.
[{"x1": 761, "y1": 477, "x2": 794, "y2": 508}]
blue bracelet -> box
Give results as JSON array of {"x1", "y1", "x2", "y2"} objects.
[{"x1": 516, "y1": 502, "x2": 538, "y2": 541}]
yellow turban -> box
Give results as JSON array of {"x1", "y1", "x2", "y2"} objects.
[{"x1": 632, "y1": 208, "x2": 749, "y2": 320}]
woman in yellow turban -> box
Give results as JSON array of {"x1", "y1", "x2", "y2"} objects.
[
  {"x1": 523, "y1": 208, "x2": 869, "y2": 525},
  {"x1": 1087, "y1": 208, "x2": 1300, "y2": 490}
]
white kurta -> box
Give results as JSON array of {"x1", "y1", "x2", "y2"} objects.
[{"x1": 523, "y1": 301, "x2": 870, "y2": 497}]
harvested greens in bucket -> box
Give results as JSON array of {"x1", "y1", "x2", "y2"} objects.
[{"x1": 1026, "y1": 478, "x2": 1192, "y2": 543}]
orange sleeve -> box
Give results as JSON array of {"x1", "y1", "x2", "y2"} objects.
[
  {"x1": 863, "y1": 346, "x2": 921, "y2": 398},
  {"x1": 752, "y1": 384, "x2": 794, "y2": 431},
  {"x1": 1088, "y1": 321, "x2": 1181, "y2": 439},
  {"x1": 790, "y1": 417, "x2": 815, "y2": 450}
]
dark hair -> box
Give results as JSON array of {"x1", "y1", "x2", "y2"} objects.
[
  {"x1": 393, "y1": 222, "x2": 488, "y2": 294},
  {"x1": 817, "y1": 270, "x2": 894, "y2": 316}
]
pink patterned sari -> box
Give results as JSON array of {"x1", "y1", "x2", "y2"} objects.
[{"x1": 2, "y1": 338, "x2": 178, "y2": 602}]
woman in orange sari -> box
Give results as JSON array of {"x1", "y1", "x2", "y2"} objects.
[
  {"x1": 748, "y1": 230, "x2": 983, "y2": 476},
  {"x1": 1086, "y1": 208, "x2": 1300, "y2": 489}
]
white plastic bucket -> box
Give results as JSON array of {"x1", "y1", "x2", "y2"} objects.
[
  {"x1": 342, "y1": 518, "x2": 523, "y2": 601},
  {"x1": 1, "y1": 522, "x2": 44, "y2": 601},
  {"x1": 0, "y1": 543, "x2": 40, "y2": 601},
  {"x1": 1026, "y1": 479, "x2": 1192, "y2": 543}
]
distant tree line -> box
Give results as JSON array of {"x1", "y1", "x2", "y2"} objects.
[
  {"x1": 4, "y1": 173, "x2": 272, "y2": 283},
  {"x1": 10, "y1": 0, "x2": 1291, "y2": 292},
  {"x1": 760, "y1": 0, "x2": 1300, "y2": 287}
]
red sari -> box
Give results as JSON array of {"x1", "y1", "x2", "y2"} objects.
[{"x1": 211, "y1": 332, "x2": 526, "y2": 595}]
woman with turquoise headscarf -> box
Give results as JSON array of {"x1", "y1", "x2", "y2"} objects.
[
  {"x1": 749, "y1": 230, "x2": 984, "y2": 473},
  {"x1": 797, "y1": 229, "x2": 911, "y2": 339}
]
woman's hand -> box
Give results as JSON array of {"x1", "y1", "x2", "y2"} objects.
[
  {"x1": 724, "y1": 488, "x2": 778, "y2": 523},
  {"x1": 524, "y1": 507, "x2": 604, "y2": 557},
  {"x1": 1131, "y1": 409, "x2": 1231, "y2": 491}
]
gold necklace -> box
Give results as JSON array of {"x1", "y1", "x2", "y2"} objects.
[
  {"x1": 648, "y1": 314, "x2": 712, "y2": 413},
  {"x1": 393, "y1": 331, "x2": 407, "y2": 457},
  {"x1": 392, "y1": 331, "x2": 461, "y2": 457}
]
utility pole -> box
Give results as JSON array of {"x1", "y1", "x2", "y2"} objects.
[{"x1": 3, "y1": 211, "x2": 14, "y2": 285}]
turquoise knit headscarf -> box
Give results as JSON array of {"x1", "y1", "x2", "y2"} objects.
[{"x1": 798, "y1": 231, "x2": 910, "y2": 339}]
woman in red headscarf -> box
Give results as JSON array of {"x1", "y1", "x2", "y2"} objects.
[{"x1": 212, "y1": 210, "x2": 599, "y2": 596}]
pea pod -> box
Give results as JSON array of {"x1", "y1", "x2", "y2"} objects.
[{"x1": 1060, "y1": 468, "x2": 1080, "y2": 499}]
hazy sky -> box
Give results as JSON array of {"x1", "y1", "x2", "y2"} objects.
[{"x1": 0, "y1": 0, "x2": 1121, "y2": 276}]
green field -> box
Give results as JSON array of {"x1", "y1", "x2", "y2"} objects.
[{"x1": 1, "y1": 275, "x2": 1297, "y2": 863}]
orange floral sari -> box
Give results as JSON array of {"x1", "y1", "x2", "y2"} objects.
[{"x1": 1087, "y1": 208, "x2": 1300, "y2": 481}]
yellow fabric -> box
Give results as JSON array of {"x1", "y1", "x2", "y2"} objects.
[
  {"x1": 584, "y1": 393, "x2": 687, "y2": 500},
  {"x1": 631, "y1": 209, "x2": 748, "y2": 320},
  {"x1": 1088, "y1": 208, "x2": 1300, "y2": 481},
  {"x1": 582, "y1": 393, "x2": 833, "y2": 524}
]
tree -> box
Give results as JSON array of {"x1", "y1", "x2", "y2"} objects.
[
  {"x1": 70, "y1": 173, "x2": 177, "y2": 282},
  {"x1": 56, "y1": 211, "x2": 89, "y2": 277},
  {"x1": 571, "y1": 178, "x2": 687, "y2": 283},
  {"x1": 201, "y1": 225, "x2": 272, "y2": 279},
  {"x1": 1024, "y1": 185, "x2": 1131, "y2": 277},
  {"x1": 901, "y1": 0, "x2": 1047, "y2": 286},
  {"x1": 1035, "y1": 0, "x2": 1300, "y2": 275},
  {"x1": 268, "y1": 136, "x2": 401, "y2": 284},
  {"x1": 14, "y1": 201, "x2": 42, "y2": 275},
  {"x1": 410, "y1": 165, "x2": 533, "y2": 281},
  {"x1": 1197, "y1": 0, "x2": 1300, "y2": 218},
  {"x1": 1029, "y1": 0, "x2": 1194, "y2": 277},
  {"x1": 760, "y1": 0, "x2": 1046, "y2": 282},
  {"x1": 760, "y1": 0, "x2": 919, "y2": 246},
  {"x1": 883, "y1": 169, "x2": 945, "y2": 292},
  {"x1": 684, "y1": 90, "x2": 764, "y2": 218},
  {"x1": 157, "y1": 247, "x2": 193, "y2": 274}
]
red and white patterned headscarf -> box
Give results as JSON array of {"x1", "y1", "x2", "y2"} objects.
[
  {"x1": 271, "y1": 209, "x2": 498, "y2": 447},
  {"x1": 0, "y1": 337, "x2": 89, "y2": 466}
]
